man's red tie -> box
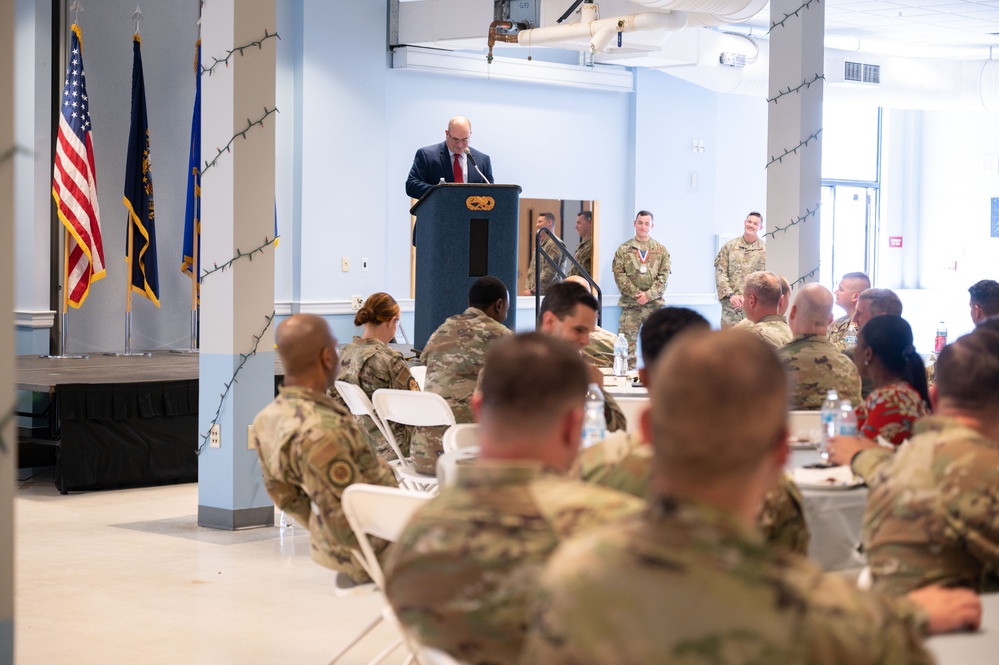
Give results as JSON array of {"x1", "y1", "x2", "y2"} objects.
[{"x1": 453, "y1": 153, "x2": 463, "y2": 183}]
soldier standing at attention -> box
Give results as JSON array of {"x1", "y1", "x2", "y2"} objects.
[
  {"x1": 612, "y1": 210, "x2": 670, "y2": 363},
  {"x1": 568, "y1": 210, "x2": 593, "y2": 278},
  {"x1": 384, "y1": 333, "x2": 641, "y2": 665},
  {"x1": 331, "y1": 292, "x2": 419, "y2": 460},
  {"x1": 779, "y1": 283, "x2": 862, "y2": 410},
  {"x1": 251, "y1": 314, "x2": 398, "y2": 584},
  {"x1": 522, "y1": 212, "x2": 562, "y2": 296},
  {"x1": 715, "y1": 211, "x2": 766, "y2": 329},
  {"x1": 521, "y1": 330, "x2": 981, "y2": 664}
]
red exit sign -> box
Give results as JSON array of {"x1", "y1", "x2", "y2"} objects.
[{"x1": 888, "y1": 236, "x2": 903, "y2": 248}]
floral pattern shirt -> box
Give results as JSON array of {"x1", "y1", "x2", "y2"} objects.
[{"x1": 856, "y1": 381, "x2": 930, "y2": 445}]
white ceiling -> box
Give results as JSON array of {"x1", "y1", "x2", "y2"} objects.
[{"x1": 746, "y1": 0, "x2": 999, "y2": 49}]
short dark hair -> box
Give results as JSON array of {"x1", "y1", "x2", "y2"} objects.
[
  {"x1": 640, "y1": 307, "x2": 710, "y2": 368},
  {"x1": 748, "y1": 211, "x2": 763, "y2": 223},
  {"x1": 969, "y1": 279, "x2": 999, "y2": 318},
  {"x1": 936, "y1": 326, "x2": 999, "y2": 412},
  {"x1": 468, "y1": 276, "x2": 509, "y2": 310},
  {"x1": 744, "y1": 272, "x2": 781, "y2": 309},
  {"x1": 857, "y1": 315, "x2": 929, "y2": 408},
  {"x1": 539, "y1": 212, "x2": 556, "y2": 224},
  {"x1": 858, "y1": 288, "x2": 903, "y2": 317},
  {"x1": 479, "y1": 332, "x2": 589, "y2": 422},
  {"x1": 576, "y1": 211, "x2": 592, "y2": 223},
  {"x1": 842, "y1": 272, "x2": 872, "y2": 289},
  {"x1": 635, "y1": 210, "x2": 654, "y2": 221},
  {"x1": 539, "y1": 282, "x2": 598, "y2": 324}
]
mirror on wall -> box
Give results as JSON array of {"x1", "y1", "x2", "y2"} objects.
[{"x1": 517, "y1": 198, "x2": 598, "y2": 296}]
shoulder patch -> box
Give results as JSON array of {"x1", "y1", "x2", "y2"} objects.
[{"x1": 327, "y1": 459, "x2": 355, "y2": 488}]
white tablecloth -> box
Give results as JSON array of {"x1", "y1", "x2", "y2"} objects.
[{"x1": 926, "y1": 593, "x2": 999, "y2": 664}]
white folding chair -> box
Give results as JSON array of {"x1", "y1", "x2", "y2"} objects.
[
  {"x1": 372, "y1": 389, "x2": 457, "y2": 493},
  {"x1": 328, "y1": 484, "x2": 431, "y2": 665},
  {"x1": 408, "y1": 365, "x2": 427, "y2": 390},
  {"x1": 441, "y1": 423, "x2": 479, "y2": 453},
  {"x1": 334, "y1": 381, "x2": 411, "y2": 478}
]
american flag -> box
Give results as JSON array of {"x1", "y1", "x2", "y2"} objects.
[{"x1": 52, "y1": 24, "x2": 106, "y2": 308}]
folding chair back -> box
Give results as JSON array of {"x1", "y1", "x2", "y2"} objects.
[
  {"x1": 334, "y1": 381, "x2": 409, "y2": 464},
  {"x1": 441, "y1": 423, "x2": 480, "y2": 453},
  {"x1": 372, "y1": 389, "x2": 456, "y2": 429},
  {"x1": 408, "y1": 365, "x2": 427, "y2": 390}
]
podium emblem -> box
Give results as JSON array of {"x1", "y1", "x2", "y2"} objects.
[{"x1": 466, "y1": 196, "x2": 495, "y2": 211}]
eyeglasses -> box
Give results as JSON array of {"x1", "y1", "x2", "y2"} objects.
[{"x1": 446, "y1": 132, "x2": 470, "y2": 144}]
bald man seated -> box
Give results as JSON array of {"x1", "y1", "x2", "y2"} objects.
[
  {"x1": 522, "y1": 330, "x2": 981, "y2": 664},
  {"x1": 779, "y1": 283, "x2": 863, "y2": 410},
  {"x1": 251, "y1": 314, "x2": 398, "y2": 583}
]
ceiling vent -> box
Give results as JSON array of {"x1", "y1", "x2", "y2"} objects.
[{"x1": 830, "y1": 58, "x2": 881, "y2": 86}]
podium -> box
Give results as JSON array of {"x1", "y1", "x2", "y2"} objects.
[{"x1": 411, "y1": 183, "x2": 522, "y2": 349}]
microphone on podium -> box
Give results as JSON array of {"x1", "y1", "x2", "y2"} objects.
[{"x1": 464, "y1": 148, "x2": 491, "y2": 184}]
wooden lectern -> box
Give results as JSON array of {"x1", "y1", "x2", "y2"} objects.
[{"x1": 410, "y1": 183, "x2": 522, "y2": 349}]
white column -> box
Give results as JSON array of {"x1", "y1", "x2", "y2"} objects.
[
  {"x1": 197, "y1": 0, "x2": 277, "y2": 529},
  {"x1": 1, "y1": 0, "x2": 16, "y2": 657},
  {"x1": 765, "y1": 0, "x2": 824, "y2": 290}
]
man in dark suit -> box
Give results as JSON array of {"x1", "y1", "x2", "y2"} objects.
[{"x1": 405, "y1": 116, "x2": 493, "y2": 200}]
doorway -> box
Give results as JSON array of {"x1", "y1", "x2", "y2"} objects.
[{"x1": 820, "y1": 183, "x2": 878, "y2": 288}]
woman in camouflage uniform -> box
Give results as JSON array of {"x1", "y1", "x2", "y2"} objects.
[{"x1": 333, "y1": 293, "x2": 420, "y2": 460}]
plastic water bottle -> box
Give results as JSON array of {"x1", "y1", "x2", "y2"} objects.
[
  {"x1": 837, "y1": 400, "x2": 858, "y2": 438},
  {"x1": 820, "y1": 390, "x2": 839, "y2": 459},
  {"x1": 844, "y1": 323, "x2": 858, "y2": 350},
  {"x1": 935, "y1": 321, "x2": 948, "y2": 353},
  {"x1": 581, "y1": 383, "x2": 607, "y2": 449},
  {"x1": 613, "y1": 333, "x2": 629, "y2": 377}
]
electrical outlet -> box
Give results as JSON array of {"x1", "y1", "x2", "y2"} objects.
[
  {"x1": 361, "y1": 257, "x2": 369, "y2": 271},
  {"x1": 210, "y1": 423, "x2": 221, "y2": 448},
  {"x1": 351, "y1": 295, "x2": 364, "y2": 310},
  {"x1": 247, "y1": 424, "x2": 256, "y2": 450},
  {"x1": 341, "y1": 257, "x2": 349, "y2": 272}
]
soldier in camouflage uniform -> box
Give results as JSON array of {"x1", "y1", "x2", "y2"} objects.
[
  {"x1": 611, "y1": 211, "x2": 670, "y2": 364},
  {"x1": 574, "y1": 307, "x2": 809, "y2": 554},
  {"x1": 567, "y1": 210, "x2": 593, "y2": 278},
  {"x1": 741, "y1": 271, "x2": 793, "y2": 348},
  {"x1": 522, "y1": 330, "x2": 981, "y2": 665},
  {"x1": 829, "y1": 326, "x2": 999, "y2": 596},
  {"x1": 827, "y1": 272, "x2": 870, "y2": 350},
  {"x1": 252, "y1": 314, "x2": 398, "y2": 584},
  {"x1": 384, "y1": 333, "x2": 642, "y2": 665},
  {"x1": 539, "y1": 282, "x2": 627, "y2": 432},
  {"x1": 714, "y1": 212, "x2": 766, "y2": 329},
  {"x1": 779, "y1": 283, "x2": 862, "y2": 409},
  {"x1": 522, "y1": 212, "x2": 562, "y2": 296},
  {"x1": 330, "y1": 293, "x2": 418, "y2": 460},
  {"x1": 415, "y1": 277, "x2": 512, "y2": 473}
]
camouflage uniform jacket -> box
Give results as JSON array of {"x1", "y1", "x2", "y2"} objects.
[
  {"x1": 778, "y1": 334, "x2": 863, "y2": 410},
  {"x1": 251, "y1": 386, "x2": 398, "y2": 582},
  {"x1": 521, "y1": 496, "x2": 933, "y2": 665},
  {"x1": 745, "y1": 314, "x2": 793, "y2": 349},
  {"x1": 859, "y1": 415, "x2": 999, "y2": 596},
  {"x1": 612, "y1": 237, "x2": 671, "y2": 307},
  {"x1": 332, "y1": 336, "x2": 419, "y2": 459},
  {"x1": 421, "y1": 307, "x2": 512, "y2": 423},
  {"x1": 827, "y1": 311, "x2": 855, "y2": 351},
  {"x1": 573, "y1": 432, "x2": 809, "y2": 555},
  {"x1": 714, "y1": 235, "x2": 766, "y2": 301},
  {"x1": 582, "y1": 325, "x2": 616, "y2": 369},
  {"x1": 568, "y1": 236, "x2": 592, "y2": 278},
  {"x1": 525, "y1": 233, "x2": 562, "y2": 295},
  {"x1": 384, "y1": 460, "x2": 642, "y2": 665}
]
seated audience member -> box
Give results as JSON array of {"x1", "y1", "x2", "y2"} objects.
[
  {"x1": 539, "y1": 281, "x2": 627, "y2": 432},
  {"x1": 416, "y1": 276, "x2": 512, "y2": 473},
  {"x1": 521, "y1": 330, "x2": 981, "y2": 665},
  {"x1": 576, "y1": 307, "x2": 810, "y2": 555},
  {"x1": 777, "y1": 274, "x2": 791, "y2": 317},
  {"x1": 779, "y1": 283, "x2": 862, "y2": 410},
  {"x1": 829, "y1": 325, "x2": 999, "y2": 596},
  {"x1": 851, "y1": 315, "x2": 930, "y2": 445},
  {"x1": 252, "y1": 314, "x2": 398, "y2": 584},
  {"x1": 828, "y1": 272, "x2": 871, "y2": 350},
  {"x1": 741, "y1": 271, "x2": 793, "y2": 348},
  {"x1": 854, "y1": 287, "x2": 903, "y2": 329},
  {"x1": 565, "y1": 275, "x2": 617, "y2": 369},
  {"x1": 332, "y1": 292, "x2": 418, "y2": 459},
  {"x1": 384, "y1": 333, "x2": 642, "y2": 665},
  {"x1": 969, "y1": 278, "x2": 999, "y2": 325}
]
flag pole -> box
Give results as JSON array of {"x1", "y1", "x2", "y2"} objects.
[{"x1": 45, "y1": 228, "x2": 90, "y2": 359}]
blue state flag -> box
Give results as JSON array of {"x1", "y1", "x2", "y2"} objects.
[
  {"x1": 181, "y1": 40, "x2": 201, "y2": 293},
  {"x1": 123, "y1": 33, "x2": 160, "y2": 306}
]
